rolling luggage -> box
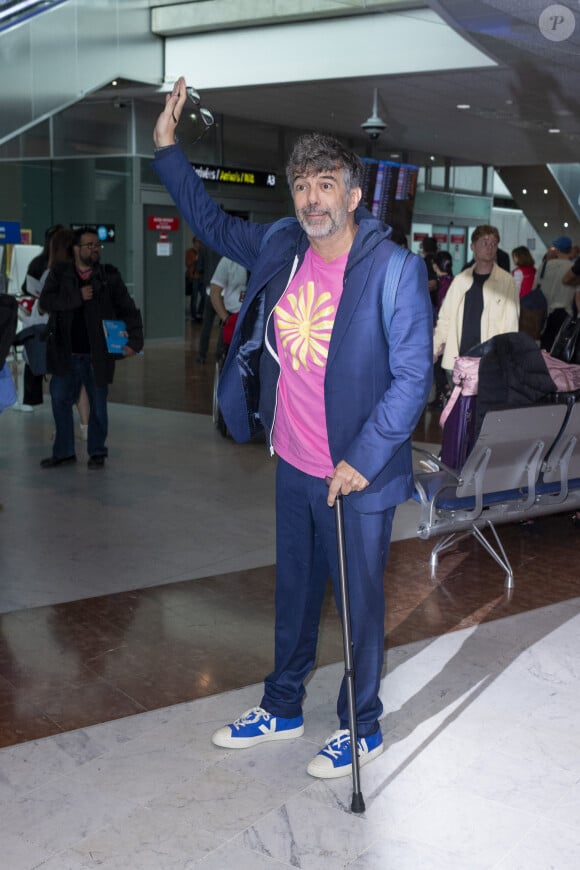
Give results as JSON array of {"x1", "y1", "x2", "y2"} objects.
[
  {"x1": 438, "y1": 334, "x2": 559, "y2": 471},
  {"x1": 439, "y1": 355, "x2": 480, "y2": 470},
  {"x1": 440, "y1": 392, "x2": 477, "y2": 470}
]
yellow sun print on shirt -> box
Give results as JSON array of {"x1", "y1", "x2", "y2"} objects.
[{"x1": 275, "y1": 281, "x2": 335, "y2": 371}]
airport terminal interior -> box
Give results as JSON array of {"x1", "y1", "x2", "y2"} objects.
[{"x1": 2, "y1": 1, "x2": 580, "y2": 868}]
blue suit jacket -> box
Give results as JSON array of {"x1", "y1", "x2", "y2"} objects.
[{"x1": 153, "y1": 145, "x2": 433, "y2": 512}]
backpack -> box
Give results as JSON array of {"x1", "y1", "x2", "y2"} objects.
[{"x1": 549, "y1": 315, "x2": 580, "y2": 365}]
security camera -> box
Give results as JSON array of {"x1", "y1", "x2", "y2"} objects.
[
  {"x1": 360, "y1": 88, "x2": 387, "y2": 140},
  {"x1": 361, "y1": 116, "x2": 387, "y2": 140}
]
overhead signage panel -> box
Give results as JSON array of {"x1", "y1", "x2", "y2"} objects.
[{"x1": 191, "y1": 163, "x2": 276, "y2": 189}]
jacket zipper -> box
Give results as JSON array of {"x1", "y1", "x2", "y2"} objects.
[{"x1": 265, "y1": 254, "x2": 300, "y2": 456}]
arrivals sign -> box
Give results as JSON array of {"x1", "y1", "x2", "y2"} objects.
[{"x1": 191, "y1": 163, "x2": 276, "y2": 189}]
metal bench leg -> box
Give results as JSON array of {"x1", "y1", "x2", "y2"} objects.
[
  {"x1": 429, "y1": 532, "x2": 471, "y2": 577},
  {"x1": 471, "y1": 521, "x2": 514, "y2": 590}
]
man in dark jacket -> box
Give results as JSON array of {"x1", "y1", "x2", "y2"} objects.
[
  {"x1": 39, "y1": 226, "x2": 143, "y2": 469},
  {"x1": 153, "y1": 79, "x2": 432, "y2": 779}
]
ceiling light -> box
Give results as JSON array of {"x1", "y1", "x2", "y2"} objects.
[
  {"x1": 522, "y1": 188, "x2": 527, "y2": 195},
  {"x1": 111, "y1": 80, "x2": 118, "y2": 87},
  {"x1": 548, "y1": 128, "x2": 560, "y2": 134},
  {"x1": 544, "y1": 222, "x2": 549, "y2": 227},
  {"x1": 543, "y1": 189, "x2": 549, "y2": 194},
  {"x1": 564, "y1": 222, "x2": 569, "y2": 228},
  {"x1": 430, "y1": 155, "x2": 436, "y2": 162},
  {"x1": 456, "y1": 104, "x2": 470, "y2": 110}
]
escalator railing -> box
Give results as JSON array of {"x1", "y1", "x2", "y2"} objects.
[{"x1": 0, "y1": 0, "x2": 67, "y2": 33}]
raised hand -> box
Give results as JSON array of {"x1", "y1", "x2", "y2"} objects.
[{"x1": 153, "y1": 76, "x2": 188, "y2": 149}]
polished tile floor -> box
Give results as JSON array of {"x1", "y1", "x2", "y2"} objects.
[{"x1": 1, "y1": 319, "x2": 580, "y2": 868}]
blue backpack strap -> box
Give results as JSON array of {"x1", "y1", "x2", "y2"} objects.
[
  {"x1": 382, "y1": 245, "x2": 409, "y2": 342},
  {"x1": 259, "y1": 217, "x2": 297, "y2": 252}
]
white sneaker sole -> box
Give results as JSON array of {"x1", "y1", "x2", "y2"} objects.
[
  {"x1": 211, "y1": 722, "x2": 304, "y2": 749},
  {"x1": 307, "y1": 741, "x2": 383, "y2": 779}
]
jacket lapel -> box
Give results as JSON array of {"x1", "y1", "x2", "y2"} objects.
[{"x1": 327, "y1": 247, "x2": 375, "y2": 368}]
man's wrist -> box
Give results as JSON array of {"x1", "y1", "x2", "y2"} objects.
[{"x1": 153, "y1": 137, "x2": 179, "y2": 153}]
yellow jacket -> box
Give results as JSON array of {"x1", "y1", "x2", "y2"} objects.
[{"x1": 433, "y1": 264, "x2": 520, "y2": 370}]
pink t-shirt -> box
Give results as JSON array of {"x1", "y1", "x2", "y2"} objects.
[{"x1": 272, "y1": 246, "x2": 347, "y2": 478}]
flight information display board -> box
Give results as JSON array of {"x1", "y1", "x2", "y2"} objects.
[{"x1": 360, "y1": 158, "x2": 418, "y2": 234}]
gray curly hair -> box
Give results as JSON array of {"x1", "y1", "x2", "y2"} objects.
[{"x1": 286, "y1": 133, "x2": 363, "y2": 193}]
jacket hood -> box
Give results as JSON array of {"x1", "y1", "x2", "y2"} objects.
[{"x1": 348, "y1": 209, "x2": 394, "y2": 269}]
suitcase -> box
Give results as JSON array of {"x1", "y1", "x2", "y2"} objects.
[
  {"x1": 438, "y1": 354, "x2": 480, "y2": 470},
  {"x1": 440, "y1": 392, "x2": 478, "y2": 470}
]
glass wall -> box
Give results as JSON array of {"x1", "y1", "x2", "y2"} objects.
[
  {"x1": 548, "y1": 163, "x2": 580, "y2": 220},
  {"x1": 0, "y1": 156, "x2": 135, "y2": 291},
  {"x1": 423, "y1": 164, "x2": 491, "y2": 196}
]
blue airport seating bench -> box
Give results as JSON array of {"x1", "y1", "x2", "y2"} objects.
[{"x1": 412, "y1": 401, "x2": 580, "y2": 589}]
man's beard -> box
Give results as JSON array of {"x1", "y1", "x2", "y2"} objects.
[
  {"x1": 297, "y1": 204, "x2": 348, "y2": 239},
  {"x1": 80, "y1": 252, "x2": 100, "y2": 269}
]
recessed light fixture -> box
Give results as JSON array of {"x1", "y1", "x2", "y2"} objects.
[
  {"x1": 111, "y1": 80, "x2": 118, "y2": 87},
  {"x1": 564, "y1": 222, "x2": 569, "y2": 228},
  {"x1": 543, "y1": 189, "x2": 549, "y2": 195},
  {"x1": 549, "y1": 128, "x2": 560, "y2": 134},
  {"x1": 522, "y1": 188, "x2": 527, "y2": 195},
  {"x1": 430, "y1": 155, "x2": 436, "y2": 161},
  {"x1": 456, "y1": 104, "x2": 470, "y2": 110},
  {"x1": 544, "y1": 221, "x2": 549, "y2": 227}
]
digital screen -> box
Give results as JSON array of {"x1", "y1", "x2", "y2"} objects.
[{"x1": 360, "y1": 158, "x2": 418, "y2": 235}]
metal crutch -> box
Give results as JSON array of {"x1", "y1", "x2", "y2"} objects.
[{"x1": 332, "y1": 490, "x2": 365, "y2": 814}]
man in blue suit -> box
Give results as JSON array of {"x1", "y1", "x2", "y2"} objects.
[{"x1": 153, "y1": 79, "x2": 433, "y2": 779}]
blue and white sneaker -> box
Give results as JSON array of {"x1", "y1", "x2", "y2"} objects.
[
  {"x1": 306, "y1": 728, "x2": 383, "y2": 779},
  {"x1": 211, "y1": 706, "x2": 304, "y2": 749}
]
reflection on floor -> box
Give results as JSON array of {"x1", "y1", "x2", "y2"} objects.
[{"x1": 1, "y1": 322, "x2": 580, "y2": 868}]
